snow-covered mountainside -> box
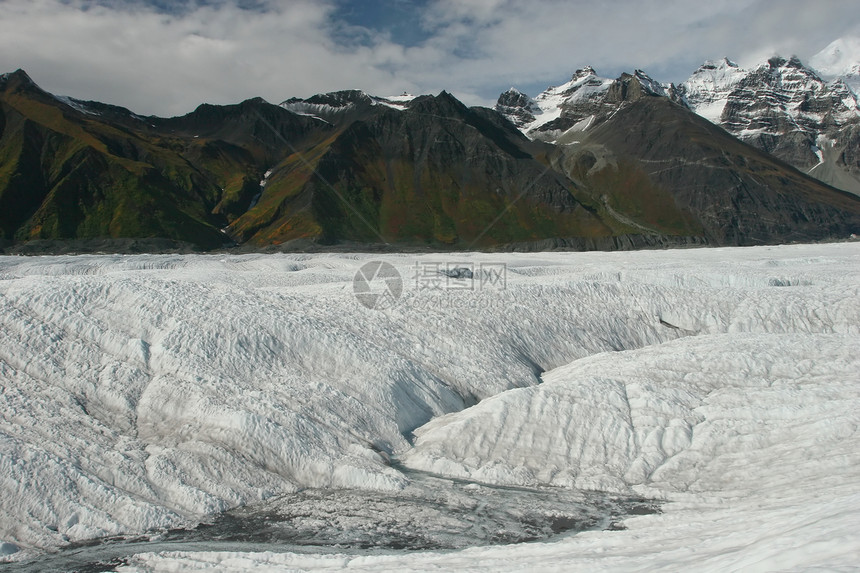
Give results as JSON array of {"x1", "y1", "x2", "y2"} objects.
[
  {"x1": 811, "y1": 36, "x2": 860, "y2": 94},
  {"x1": 676, "y1": 58, "x2": 748, "y2": 123},
  {"x1": 495, "y1": 67, "x2": 678, "y2": 141},
  {"x1": 680, "y1": 55, "x2": 859, "y2": 135},
  {"x1": 679, "y1": 54, "x2": 860, "y2": 194},
  {"x1": 495, "y1": 67, "x2": 614, "y2": 135},
  {"x1": 1, "y1": 243, "x2": 859, "y2": 570}
]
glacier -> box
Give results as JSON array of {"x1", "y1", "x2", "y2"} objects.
[{"x1": 0, "y1": 243, "x2": 859, "y2": 571}]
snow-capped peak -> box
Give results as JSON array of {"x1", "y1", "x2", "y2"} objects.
[
  {"x1": 281, "y1": 89, "x2": 421, "y2": 121},
  {"x1": 678, "y1": 48, "x2": 859, "y2": 194},
  {"x1": 514, "y1": 67, "x2": 614, "y2": 134},
  {"x1": 495, "y1": 87, "x2": 541, "y2": 129},
  {"x1": 571, "y1": 66, "x2": 597, "y2": 81},
  {"x1": 682, "y1": 52, "x2": 856, "y2": 129},
  {"x1": 809, "y1": 38, "x2": 860, "y2": 99},
  {"x1": 545, "y1": 66, "x2": 608, "y2": 96},
  {"x1": 810, "y1": 36, "x2": 860, "y2": 79},
  {"x1": 678, "y1": 58, "x2": 748, "y2": 122},
  {"x1": 684, "y1": 58, "x2": 741, "y2": 91},
  {"x1": 497, "y1": 66, "x2": 681, "y2": 139}
]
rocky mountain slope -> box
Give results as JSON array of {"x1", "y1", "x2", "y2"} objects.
[
  {"x1": 0, "y1": 70, "x2": 228, "y2": 250},
  {"x1": 546, "y1": 85, "x2": 859, "y2": 246},
  {"x1": 1, "y1": 68, "x2": 859, "y2": 252}
]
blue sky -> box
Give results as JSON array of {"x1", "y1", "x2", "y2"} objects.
[
  {"x1": 337, "y1": 0, "x2": 431, "y2": 47},
  {"x1": 1, "y1": 0, "x2": 858, "y2": 116}
]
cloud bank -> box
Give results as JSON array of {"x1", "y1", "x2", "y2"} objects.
[{"x1": 0, "y1": 0, "x2": 857, "y2": 116}]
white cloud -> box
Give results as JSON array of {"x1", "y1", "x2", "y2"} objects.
[
  {"x1": 417, "y1": 0, "x2": 860, "y2": 89},
  {"x1": 0, "y1": 0, "x2": 422, "y2": 115},
  {"x1": 0, "y1": 0, "x2": 858, "y2": 116}
]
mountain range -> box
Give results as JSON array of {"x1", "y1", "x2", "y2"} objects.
[
  {"x1": 498, "y1": 39, "x2": 860, "y2": 197},
  {"x1": 2, "y1": 44, "x2": 860, "y2": 253}
]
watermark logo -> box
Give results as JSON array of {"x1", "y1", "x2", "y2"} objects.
[
  {"x1": 353, "y1": 261, "x2": 403, "y2": 310},
  {"x1": 355, "y1": 260, "x2": 506, "y2": 310},
  {"x1": 413, "y1": 262, "x2": 506, "y2": 291}
]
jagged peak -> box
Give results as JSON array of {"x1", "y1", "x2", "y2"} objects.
[
  {"x1": 757, "y1": 54, "x2": 827, "y2": 84},
  {"x1": 633, "y1": 69, "x2": 659, "y2": 84},
  {"x1": 496, "y1": 87, "x2": 539, "y2": 116},
  {"x1": 433, "y1": 89, "x2": 469, "y2": 109},
  {"x1": 631, "y1": 69, "x2": 674, "y2": 98},
  {"x1": 407, "y1": 90, "x2": 465, "y2": 107},
  {"x1": 766, "y1": 55, "x2": 808, "y2": 70},
  {"x1": 571, "y1": 66, "x2": 597, "y2": 80},
  {"x1": 766, "y1": 55, "x2": 787, "y2": 69}
]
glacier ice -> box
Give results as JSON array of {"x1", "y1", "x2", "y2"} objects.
[{"x1": 0, "y1": 243, "x2": 859, "y2": 570}]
